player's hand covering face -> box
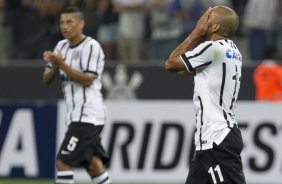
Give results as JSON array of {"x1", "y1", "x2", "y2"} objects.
[{"x1": 193, "y1": 7, "x2": 212, "y2": 38}]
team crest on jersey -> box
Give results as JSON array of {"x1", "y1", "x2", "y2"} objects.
[
  {"x1": 225, "y1": 49, "x2": 241, "y2": 61},
  {"x1": 102, "y1": 64, "x2": 143, "y2": 100},
  {"x1": 72, "y1": 50, "x2": 81, "y2": 60}
]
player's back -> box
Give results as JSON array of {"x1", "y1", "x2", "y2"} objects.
[{"x1": 193, "y1": 39, "x2": 242, "y2": 150}]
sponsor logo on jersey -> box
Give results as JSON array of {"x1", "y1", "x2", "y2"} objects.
[{"x1": 226, "y1": 49, "x2": 241, "y2": 61}]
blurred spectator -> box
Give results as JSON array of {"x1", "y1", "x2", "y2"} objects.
[
  {"x1": 96, "y1": 0, "x2": 119, "y2": 61},
  {"x1": 147, "y1": 0, "x2": 182, "y2": 61},
  {"x1": 113, "y1": 0, "x2": 146, "y2": 64},
  {"x1": 253, "y1": 47, "x2": 282, "y2": 101},
  {"x1": 244, "y1": 0, "x2": 279, "y2": 62},
  {"x1": 231, "y1": 0, "x2": 248, "y2": 37},
  {"x1": 5, "y1": 0, "x2": 63, "y2": 60},
  {"x1": 0, "y1": 0, "x2": 11, "y2": 63},
  {"x1": 81, "y1": 0, "x2": 99, "y2": 39},
  {"x1": 168, "y1": 0, "x2": 232, "y2": 41}
]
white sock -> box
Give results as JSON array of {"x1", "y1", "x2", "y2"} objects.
[
  {"x1": 92, "y1": 171, "x2": 112, "y2": 184},
  {"x1": 56, "y1": 170, "x2": 74, "y2": 184}
]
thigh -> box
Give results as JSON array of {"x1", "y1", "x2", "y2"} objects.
[
  {"x1": 185, "y1": 154, "x2": 210, "y2": 184},
  {"x1": 57, "y1": 122, "x2": 106, "y2": 167},
  {"x1": 212, "y1": 127, "x2": 246, "y2": 184},
  {"x1": 186, "y1": 127, "x2": 246, "y2": 184}
]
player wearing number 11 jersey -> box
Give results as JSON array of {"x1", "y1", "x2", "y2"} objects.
[{"x1": 165, "y1": 6, "x2": 246, "y2": 184}]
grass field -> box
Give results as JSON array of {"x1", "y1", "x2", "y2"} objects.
[
  {"x1": 0, "y1": 179, "x2": 269, "y2": 184},
  {"x1": 0, "y1": 179, "x2": 182, "y2": 184}
]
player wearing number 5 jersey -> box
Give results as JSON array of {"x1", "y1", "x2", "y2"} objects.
[
  {"x1": 165, "y1": 6, "x2": 246, "y2": 184},
  {"x1": 42, "y1": 7, "x2": 111, "y2": 184}
]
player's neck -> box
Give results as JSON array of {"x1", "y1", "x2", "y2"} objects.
[
  {"x1": 69, "y1": 34, "x2": 86, "y2": 47},
  {"x1": 209, "y1": 34, "x2": 228, "y2": 41}
]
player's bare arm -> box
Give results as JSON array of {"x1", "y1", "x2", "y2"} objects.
[
  {"x1": 45, "y1": 51, "x2": 95, "y2": 87},
  {"x1": 165, "y1": 7, "x2": 212, "y2": 74}
]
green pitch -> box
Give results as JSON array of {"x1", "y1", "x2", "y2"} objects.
[
  {"x1": 0, "y1": 179, "x2": 182, "y2": 184},
  {"x1": 0, "y1": 180, "x2": 262, "y2": 184}
]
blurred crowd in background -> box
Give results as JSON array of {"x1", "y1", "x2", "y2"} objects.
[{"x1": 0, "y1": 0, "x2": 282, "y2": 66}]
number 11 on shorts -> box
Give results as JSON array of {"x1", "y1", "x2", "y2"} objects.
[{"x1": 208, "y1": 165, "x2": 224, "y2": 184}]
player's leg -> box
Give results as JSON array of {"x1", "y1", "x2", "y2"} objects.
[
  {"x1": 55, "y1": 122, "x2": 90, "y2": 184},
  {"x1": 87, "y1": 156, "x2": 111, "y2": 184},
  {"x1": 192, "y1": 126, "x2": 246, "y2": 184},
  {"x1": 212, "y1": 126, "x2": 246, "y2": 184},
  {"x1": 185, "y1": 153, "x2": 210, "y2": 184},
  {"x1": 83, "y1": 125, "x2": 112, "y2": 184},
  {"x1": 55, "y1": 160, "x2": 74, "y2": 184}
]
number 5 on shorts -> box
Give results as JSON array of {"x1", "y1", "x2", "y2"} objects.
[
  {"x1": 208, "y1": 165, "x2": 224, "y2": 184},
  {"x1": 67, "y1": 136, "x2": 79, "y2": 151}
]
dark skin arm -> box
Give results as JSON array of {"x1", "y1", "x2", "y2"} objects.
[
  {"x1": 165, "y1": 7, "x2": 212, "y2": 75},
  {"x1": 42, "y1": 65, "x2": 60, "y2": 85},
  {"x1": 42, "y1": 51, "x2": 95, "y2": 87}
]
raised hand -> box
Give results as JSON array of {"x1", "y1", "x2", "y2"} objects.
[
  {"x1": 192, "y1": 7, "x2": 213, "y2": 38},
  {"x1": 43, "y1": 51, "x2": 64, "y2": 66}
]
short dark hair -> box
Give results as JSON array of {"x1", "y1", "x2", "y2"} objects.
[{"x1": 61, "y1": 6, "x2": 84, "y2": 20}]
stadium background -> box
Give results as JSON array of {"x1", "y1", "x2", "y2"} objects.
[
  {"x1": 0, "y1": 64, "x2": 282, "y2": 184},
  {"x1": 1, "y1": 0, "x2": 282, "y2": 184}
]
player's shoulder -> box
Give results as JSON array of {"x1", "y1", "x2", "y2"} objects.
[
  {"x1": 86, "y1": 37, "x2": 102, "y2": 49},
  {"x1": 55, "y1": 39, "x2": 68, "y2": 48},
  {"x1": 192, "y1": 41, "x2": 214, "y2": 54},
  {"x1": 199, "y1": 40, "x2": 213, "y2": 47}
]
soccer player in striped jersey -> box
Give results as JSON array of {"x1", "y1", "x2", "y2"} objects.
[
  {"x1": 165, "y1": 6, "x2": 246, "y2": 184},
  {"x1": 43, "y1": 7, "x2": 111, "y2": 184}
]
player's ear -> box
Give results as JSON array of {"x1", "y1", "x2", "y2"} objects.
[
  {"x1": 79, "y1": 20, "x2": 85, "y2": 29},
  {"x1": 211, "y1": 23, "x2": 220, "y2": 33}
]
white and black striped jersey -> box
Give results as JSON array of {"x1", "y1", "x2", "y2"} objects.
[
  {"x1": 47, "y1": 37, "x2": 106, "y2": 126},
  {"x1": 180, "y1": 39, "x2": 242, "y2": 150}
]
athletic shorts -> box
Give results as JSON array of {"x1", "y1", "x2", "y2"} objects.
[
  {"x1": 185, "y1": 126, "x2": 246, "y2": 184},
  {"x1": 57, "y1": 122, "x2": 109, "y2": 167}
]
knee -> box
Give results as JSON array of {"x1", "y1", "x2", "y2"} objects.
[
  {"x1": 87, "y1": 156, "x2": 105, "y2": 177},
  {"x1": 56, "y1": 160, "x2": 72, "y2": 171}
]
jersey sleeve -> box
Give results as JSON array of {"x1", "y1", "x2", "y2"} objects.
[
  {"x1": 180, "y1": 41, "x2": 213, "y2": 72},
  {"x1": 81, "y1": 41, "x2": 105, "y2": 78}
]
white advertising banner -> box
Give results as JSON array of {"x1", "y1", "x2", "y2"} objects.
[{"x1": 57, "y1": 100, "x2": 282, "y2": 183}]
